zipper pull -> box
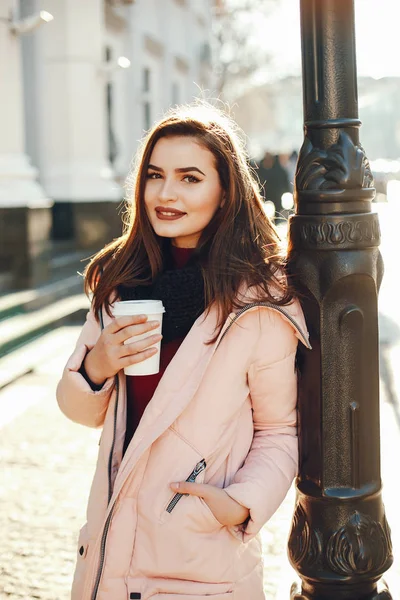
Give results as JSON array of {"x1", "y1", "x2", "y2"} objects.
[
  {"x1": 166, "y1": 459, "x2": 207, "y2": 513},
  {"x1": 187, "y1": 459, "x2": 207, "y2": 483}
]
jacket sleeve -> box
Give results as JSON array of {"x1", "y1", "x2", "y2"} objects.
[
  {"x1": 56, "y1": 306, "x2": 116, "y2": 428},
  {"x1": 224, "y1": 308, "x2": 300, "y2": 542}
]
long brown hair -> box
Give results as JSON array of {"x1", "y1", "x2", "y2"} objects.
[{"x1": 84, "y1": 102, "x2": 293, "y2": 341}]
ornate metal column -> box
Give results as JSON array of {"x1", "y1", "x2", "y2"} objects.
[{"x1": 287, "y1": 1, "x2": 393, "y2": 598}]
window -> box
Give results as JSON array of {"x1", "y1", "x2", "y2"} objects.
[
  {"x1": 105, "y1": 46, "x2": 112, "y2": 62},
  {"x1": 142, "y1": 67, "x2": 151, "y2": 130},
  {"x1": 144, "y1": 102, "x2": 151, "y2": 130},
  {"x1": 172, "y1": 82, "x2": 179, "y2": 105},
  {"x1": 143, "y1": 68, "x2": 150, "y2": 93},
  {"x1": 104, "y1": 46, "x2": 117, "y2": 164}
]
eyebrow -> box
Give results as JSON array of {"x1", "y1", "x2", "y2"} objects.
[{"x1": 148, "y1": 164, "x2": 206, "y2": 176}]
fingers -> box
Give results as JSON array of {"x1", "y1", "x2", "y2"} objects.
[
  {"x1": 170, "y1": 482, "x2": 212, "y2": 498},
  {"x1": 107, "y1": 314, "x2": 148, "y2": 334},
  {"x1": 168, "y1": 483, "x2": 250, "y2": 526},
  {"x1": 120, "y1": 334, "x2": 162, "y2": 357},
  {"x1": 120, "y1": 346, "x2": 159, "y2": 367},
  {"x1": 116, "y1": 320, "x2": 161, "y2": 344}
]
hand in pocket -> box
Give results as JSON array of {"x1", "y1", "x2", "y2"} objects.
[{"x1": 169, "y1": 481, "x2": 249, "y2": 526}]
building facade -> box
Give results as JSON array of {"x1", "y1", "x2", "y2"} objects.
[{"x1": 1, "y1": 0, "x2": 213, "y2": 289}]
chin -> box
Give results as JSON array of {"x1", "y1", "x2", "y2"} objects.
[
  {"x1": 156, "y1": 233, "x2": 175, "y2": 240},
  {"x1": 152, "y1": 221, "x2": 184, "y2": 235},
  {"x1": 153, "y1": 223, "x2": 175, "y2": 233},
  {"x1": 152, "y1": 227, "x2": 180, "y2": 240}
]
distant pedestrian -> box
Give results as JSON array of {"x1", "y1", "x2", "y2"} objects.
[
  {"x1": 257, "y1": 152, "x2": 291, "y2": 222},
  {"x1": 256, "y1": 150, "x2": 274, "y2": 202},
  {"x1": 56, "y1": 102, "x2": 309, "y2": 600},
  {"x1": 267, "y1": 155, "x2": 291, "y2": 220},
  {"x1": 285, "y1": 150, "x2": 299, "y2": 191}
]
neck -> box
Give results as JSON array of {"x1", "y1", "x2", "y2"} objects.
[
  {"x1": 171, "y1": 236, "x2": 199, "y2": 249},
  {"x1": 171, "y1": 243, "x2": 197, "y2": 249}
]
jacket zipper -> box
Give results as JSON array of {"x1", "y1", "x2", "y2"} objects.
[
  {"x1": 166, "y1": 459, "x2": 207, "y2": 513},
  {"x1": 91, "y1": 505, "x2": 115, "y2": 600},
  {"x1": 107, "y1": 374, "x2": 119, "y2": 504},
  {"x1": 91, "y1": 375, "x2": 119, "y2": 600},
  {"x1": 92, "y1": 308, "x2": 119, "y2": 600},
  {"x1": 218, "y1": 302, "x2": 311, "y2": 349}
]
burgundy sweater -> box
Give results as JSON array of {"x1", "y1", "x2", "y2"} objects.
[{"x1": 123, "y1": 246, "x2": 194, "y2": 452}]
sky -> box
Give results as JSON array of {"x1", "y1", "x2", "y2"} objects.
[{"x1": 258, "y1": 0, "x2": 400, "y2": 81}]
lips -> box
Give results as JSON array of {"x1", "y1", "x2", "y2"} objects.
[{"x1": 155, "y1": 206, "x2": 186, "y2": 220}]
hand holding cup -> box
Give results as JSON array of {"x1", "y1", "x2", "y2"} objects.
[{"x1": 83, "y1": 313, "x2": 163, "y2": 385}]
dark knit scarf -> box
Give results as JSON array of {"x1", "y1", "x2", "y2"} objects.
[{"x1": 118, "y1": 253, "x2": 206, "y2": 344}]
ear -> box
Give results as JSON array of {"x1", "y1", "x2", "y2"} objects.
[{"x1": 220, "y1": 193, "x2": 226, "y2": 209}]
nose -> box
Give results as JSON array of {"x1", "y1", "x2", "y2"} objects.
[{"x1": 158, "y1": 178, "x2": 178, "y2": 202}]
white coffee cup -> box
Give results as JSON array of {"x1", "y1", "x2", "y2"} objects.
[{"x1": 112, "y1": 300, "x2": 165, "y2": 376}]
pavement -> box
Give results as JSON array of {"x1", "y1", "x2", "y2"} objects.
[{"x1": 0, "y1": 204, "x2": 399, "y2": 599}]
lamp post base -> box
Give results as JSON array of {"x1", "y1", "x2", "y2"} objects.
[{"x1": 290, "y1": 580, "x2": 393, "y2": 600}]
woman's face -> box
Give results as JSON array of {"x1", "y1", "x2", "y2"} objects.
[{"x1": 144, "y1": 136, "x2": 224, "y2": 248}]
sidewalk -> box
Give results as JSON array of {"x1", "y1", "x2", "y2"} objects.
[{"x1": 0, "y1": 326, "x2": 399, "y2": 599}]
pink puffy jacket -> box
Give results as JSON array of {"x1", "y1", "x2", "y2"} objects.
[{"x1": 56, "y1": 293, "x2": 310, "y2": 600}]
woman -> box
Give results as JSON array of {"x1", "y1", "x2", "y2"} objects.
[{"x1": 56, "y1": 102, "x2": 310, "y2": 600}]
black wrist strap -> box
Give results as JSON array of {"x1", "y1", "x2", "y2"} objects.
[
  {"x1": 78, "y1": 297, "x2": 107, "y2": 391},
  {"x1": 79, "y1": 355, "x2": 106, "y2": 392}
]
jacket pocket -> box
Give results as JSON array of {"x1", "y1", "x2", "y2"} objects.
[
  {"x1": 162, "y1": 492, "x2": 224, "y2": 534},
  {"x1": 198, "y1": 497, "x2": 224, "y2": 529},
  {"x1": 76, "y1": 523, "x2": 89, "y2": 559},
  {"x1": 160, "y1": 458, "x2": 223, "y2": 533},
  {"x1": 71, "y1": 524, "x2": 90, "y2": 600},
  {"x1": 165, "y1": 458, "x2": 207, "y2": 513}
]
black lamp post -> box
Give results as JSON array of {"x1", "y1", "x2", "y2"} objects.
[{"x1": 287, "y1": 1, "x2": 393, "y2": 598}]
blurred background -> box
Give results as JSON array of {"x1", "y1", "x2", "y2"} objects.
[{"x1": 1, "y1": 1, "x2": 400, "y2": 598}]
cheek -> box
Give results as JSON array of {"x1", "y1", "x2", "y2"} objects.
[
  {"x1": 191, "y1": 183, "x2": 221, "y2": 216},
  {"x1": 203, "y1": 201, "x2": 220, "y2": 220},
  {"x1": 144, "y1": 188, "x2": 155, "y2": 212},
  {"x1": 189, "y1": 202, "x2": 219, "y2": 232},
  {"x1": 201, "y1": 192, "x2": 222, "y2": 219}
]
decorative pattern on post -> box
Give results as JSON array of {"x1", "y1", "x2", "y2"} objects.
[
  {"x1": 287, "y1": 1, "x2": 393, "y2": 599},
  {"x1": 325, "y1": 512, "x2": 392, "y2": 576}
]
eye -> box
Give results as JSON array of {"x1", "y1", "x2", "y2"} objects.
[
  {"x1": 147, "y1": 172, "x2": 161, "y2": 179},
  {"x1": 183, "y1": 174, "x2": 200, "y2": 183}
]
